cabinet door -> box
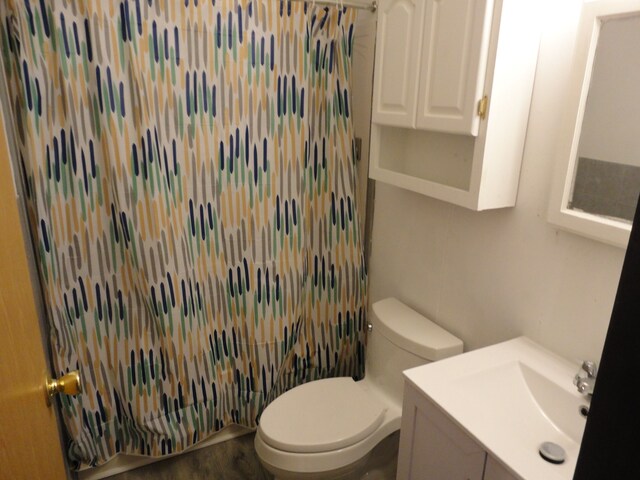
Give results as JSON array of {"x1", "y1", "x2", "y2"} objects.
[
  {"x1": 415, "y1": 0, "x2": 494, "y2": 136},
  {"x1": 484, "y1": 456, "x2": 518, "y2": 480},
  {"x1": 371, "y1": 0, "x2": 425, "y2": 128},
  {"x1": 397, "y1": 385, "x2": 486, "y2": 480}
]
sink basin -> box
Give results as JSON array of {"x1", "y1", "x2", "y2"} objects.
[{"x1": 403, "y1": 337, "x2": 587, "y2": 480}]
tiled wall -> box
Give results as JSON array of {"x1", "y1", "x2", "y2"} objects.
[{"x1": 571, "y1": 157, "x2": 640, "y2": 222}]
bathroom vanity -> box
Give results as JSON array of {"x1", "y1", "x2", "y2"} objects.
[
  {"x1": 396, "y1": 337, "x2": 586, "y2": 480},
  {"x1": 398, "y1": 383, "x2": 516, "y2": 480}
]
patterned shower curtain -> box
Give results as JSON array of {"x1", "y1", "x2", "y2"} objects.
[{"x1": 0, "y1": 0, "x2": 366, "y2": 467}]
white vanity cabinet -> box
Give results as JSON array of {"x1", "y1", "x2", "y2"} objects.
[
  {"x1": 485, "y1": 456, "x2": 520, "y2": 480},
  {"x1": 397, "y1": 383, "x2": 486, "y2": 479},
  {"x1": 369, "y1": 0, "x2": 542, "y2": 210},
  {"x1": 397, "y1": 382, "x2": 518, "y2": 480}
]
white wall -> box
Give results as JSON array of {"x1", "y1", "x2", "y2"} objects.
[
  {"x1": 363, "y1": 0, "x2": 627, "y2": 364},
  {"x1": 578, "y1": 14, "x2": 640, "y2": 166}
]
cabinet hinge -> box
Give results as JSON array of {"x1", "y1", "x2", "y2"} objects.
[
  {"x1": 354, "y1": 137, "x2": 362, "y2": 163},
  {"x1": 477, "y1": 95, "x2": 488, "y2": 120}
]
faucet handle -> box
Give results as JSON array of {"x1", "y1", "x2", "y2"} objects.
[
  {"x1": 581, "y1": 361, "x2": 597, "y2": 378},
  {"x1": 574, "y1": 360, "x2": 597, "y2": 396},
  {"x1": 573, "y1": 373, "x2": 581, "y2": 386},
  {"x1": 575, "y1": 378, "x2": 590, "y2": 394}
]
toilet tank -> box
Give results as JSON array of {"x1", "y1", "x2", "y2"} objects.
[{"x1": 365, "y1": 298, "x2": 463, "y2": 408}]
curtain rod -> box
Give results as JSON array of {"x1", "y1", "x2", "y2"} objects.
[{"x1": 288, "y1": 0, "x2": 377, "y2": 12}]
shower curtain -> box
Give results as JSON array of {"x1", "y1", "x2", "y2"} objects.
[{"x1": 0, "y1": 0, "x2": 366, "y2": 467}]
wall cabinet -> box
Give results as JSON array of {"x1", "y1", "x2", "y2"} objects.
[
  {"x1": 369, "y1": 0, "x2": 542, "y2": 210},
  {"x1": 397, "y1": 383, "x2": 518, "y2": 480}
]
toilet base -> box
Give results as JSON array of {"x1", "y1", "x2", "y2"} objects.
[{"x1": 258, "y1": 432, "x2": 399, "y2": 480}]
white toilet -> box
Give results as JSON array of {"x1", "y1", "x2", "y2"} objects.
[{"x1": 254, "y1": 297, "x2": 463, "y2": 479}]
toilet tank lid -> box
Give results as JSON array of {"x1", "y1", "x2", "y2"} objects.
[{"x1": 372, "y1": 298, "x2": 463, "y2": 361}]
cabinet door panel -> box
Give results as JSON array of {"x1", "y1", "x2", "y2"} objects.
[
  {"x1": 416, "y1": 0, "x2": 494, "y2": 135},
  {"x1": 484, "y1": 456, "x2": 518, "y2": 480},
  {"x1": 371, "y1": 0, "x2": 425, "y2": 127},
  {"x1": 397, "y1": 386, "x2": 486, "y2": 480},
  {"x1": 409, "y1": 408, "x2": 486, "y2": 479}
]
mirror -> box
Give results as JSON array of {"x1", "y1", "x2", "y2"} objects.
[
  {"x1": 549, "y1": 0, "x2": 640, "y2": 248},
  {"x1": 571, "y1": 14, "x2": 640, "y2": 223}
]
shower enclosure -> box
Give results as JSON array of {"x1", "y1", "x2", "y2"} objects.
[{"x1": 0, "y1": 0, "x2": 370, "y2": 474}]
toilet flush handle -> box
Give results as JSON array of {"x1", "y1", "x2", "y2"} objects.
[{"x1": 367, "y1": 323, "x2": 373, "y2": 333}]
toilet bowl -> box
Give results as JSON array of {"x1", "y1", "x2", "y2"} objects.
[{"x1": 254, "y1": 298, "x2": 463, "y2": 479}]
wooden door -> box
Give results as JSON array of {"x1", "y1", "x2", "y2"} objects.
[
  {"x1": 0, "y1": 118, "x2": 67, "y2": 478},
  {"x1": 415, "y1": 0, "x2": 494, "y2": 136},
  {"x1": 371, "y1": 0, "x2": 426, "y2": 128}
]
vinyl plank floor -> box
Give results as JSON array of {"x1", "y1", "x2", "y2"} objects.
[
  {"x1": 109, "y1": 433, "x2": 273, "y2": 480},
  {"x1": 108, "y1": 431, "x2": 399, "y2": 480}
]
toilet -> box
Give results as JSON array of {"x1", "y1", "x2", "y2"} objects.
[{"x1": 254, "y1": 297, "x2": 463, "y2": 479}]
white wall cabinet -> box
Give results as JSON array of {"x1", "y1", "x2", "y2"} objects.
[
  {"x1": 397, "y1": 382, "x2": 518, "y2": 480},
  {"x1": 369, "y1": 0, "x2": 542, "y2": 210},
  {"x1": 373, "y1": 0, "x2": 494, "y2": 135}
]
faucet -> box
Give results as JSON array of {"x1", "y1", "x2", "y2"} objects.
[{"x1": 574, "y1": 360, "x2": 597, "y2": 395}]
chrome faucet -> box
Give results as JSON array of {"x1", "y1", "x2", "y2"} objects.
[{"x1": 574, "y1": 360, "x2": 597, "y2": 395}]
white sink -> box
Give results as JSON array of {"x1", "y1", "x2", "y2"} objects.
[{"x1": 403, "y1": 337, "x2": 588, "y2": 480}]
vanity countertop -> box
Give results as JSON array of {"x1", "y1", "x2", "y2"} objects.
[{"x1": 403, "y1": 337, "x2": 587, "y2": 480}]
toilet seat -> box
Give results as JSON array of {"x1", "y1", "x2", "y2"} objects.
[{"x1": 258, "y1": 377, "x2": 386, "y2": 453}]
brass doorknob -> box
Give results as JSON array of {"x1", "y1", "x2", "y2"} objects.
[{"x1": 45, "y1": 371, "x2": 81, "y2": 406}]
